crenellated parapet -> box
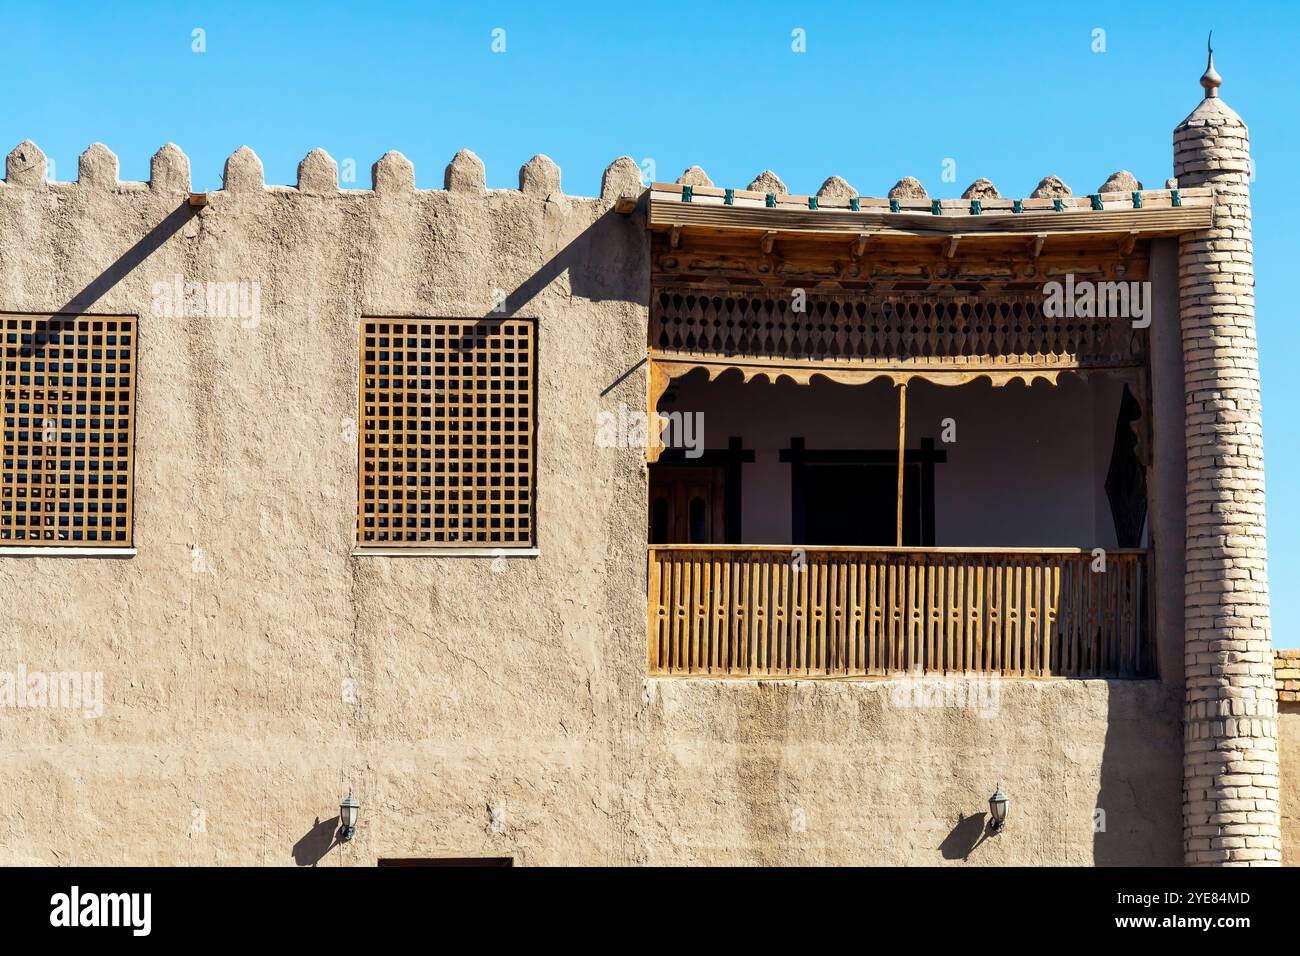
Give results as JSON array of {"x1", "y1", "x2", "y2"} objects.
[
  {"x1": 2, "y1": 139, "x2": 1170, "y2": 217},
  {"x1": 651, "y1": 165, "x2": 1171, "y2": 211},
  {"x1": 0, "y1": 141, "x2": 649, "y2": 204}
]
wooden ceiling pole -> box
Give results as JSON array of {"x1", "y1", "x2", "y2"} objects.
[{"x1": 896, "y1": 382, "x2": 908, "y2": 547}]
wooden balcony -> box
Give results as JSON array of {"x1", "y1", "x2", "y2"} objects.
[{"x1": 648, "y1": 546, "x2": 1152, "y2": 679}]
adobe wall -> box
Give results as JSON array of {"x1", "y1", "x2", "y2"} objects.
[{"x1": 0, "y1": 142, "x2": 1183, "y2": 865}]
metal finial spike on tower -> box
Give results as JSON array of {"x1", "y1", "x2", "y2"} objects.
[{"x1": 1201, "y1": 30, "x2": 1222, "y2": 98}]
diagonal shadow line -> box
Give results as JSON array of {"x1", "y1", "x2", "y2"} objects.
[
  {"x1": 23, "y1": 202, "x2": 199, "y2": 351},
  {"x1": 600, "y1": 356, "x2": 645, "y2": 397},
  {"x1": 482, "y1": 215, "x2": 586, "y2": 320},
  {"x1": 479, "y1": 207, "x2": 645, "y2": 323},
  {"x1": 471, "y1": 207, "x2": 648, "y2": 391}
]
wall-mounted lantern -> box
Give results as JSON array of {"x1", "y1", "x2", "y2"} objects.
[
  {"x1": 988, "y1": 784, "x2": 1009, "y2": 834},
  {"x1": 339, "y1": 791, "x2": 361, "y2": 841}
]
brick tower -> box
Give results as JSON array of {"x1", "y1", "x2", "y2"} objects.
[{"x1": 1176, "y1": 41, "x2": 1281, "y2": 865}]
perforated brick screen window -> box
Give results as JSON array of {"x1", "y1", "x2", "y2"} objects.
[
  {"x1": 358, "y1": 317, "x2": 536, "y2": 549},
  {"x1": 2, "y1": 314, "x2": 136, "y2": 547}
]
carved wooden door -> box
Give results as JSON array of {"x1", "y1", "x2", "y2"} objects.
[{"x1": 649, "y1": 467, "x2": 726, "y2": 544}]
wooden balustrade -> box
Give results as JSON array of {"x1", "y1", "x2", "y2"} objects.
[
  {"x1": 647, "y1": 546, "x2": 1151, "y2": 679},
  {"x1": 650, "y1": 288, "x2": 1145, "y2": 371}
]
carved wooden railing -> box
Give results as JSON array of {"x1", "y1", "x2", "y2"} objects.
[
  {"x1": 650, "y1": 288, "x2": 1145, "y2": 372},
  {"x1": 648, "y1": 546, "x2": 1151, "y2": 678}
]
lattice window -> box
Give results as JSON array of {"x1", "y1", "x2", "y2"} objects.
[
  {"x1": 1, "y1": 314, "x2": 136, "y2": 547},
  {"x1": 358, "y1": 318, "x2": 536, "y2": 549}
]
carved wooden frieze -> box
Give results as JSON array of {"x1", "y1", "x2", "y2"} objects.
[{"x1": 650, "y1": 286, "x2": 1147, "y2": 377}]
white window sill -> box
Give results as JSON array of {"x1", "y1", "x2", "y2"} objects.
[
  {"x1": 351, "y1": 547, "x2": 539, "y2": 558},
  {"x1": 0, "y1": 546, "x2": 137, "y2": 558}
]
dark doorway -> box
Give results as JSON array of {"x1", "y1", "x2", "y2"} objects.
[
  {"x1": 782, "y1": 438, "x2": 944, "y2": 546},
  {"x1": 802, "y1": 463, "x2": 922, "y2": 546}
]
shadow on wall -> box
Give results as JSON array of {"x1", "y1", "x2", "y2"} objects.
[
  {"x1": 939, "y1": 812, "x2": 992, "y2": 861},
  {"x1": 292, "y1": 816, "x2": 340, "y2": 866},
  {"x1": 488, "y1": 205, "x2": 649, "y2": 320},
  {"x1": 51, "y1": 202, "x2": 199, "y2": 317},
  {"x1": 489, "y1": 203, "x2": 650, "y2": 398},
  {"x1": 1093, "y1": 684, "x2": 1182, "y2": 865}
]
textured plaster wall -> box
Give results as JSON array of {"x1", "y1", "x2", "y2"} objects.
[{"x1": 0, "y1": 142, "x2": 1182, "y2": 865}]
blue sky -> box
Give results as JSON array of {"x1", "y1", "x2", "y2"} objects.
[{"x1": 4, "y1": 1, "x2": 1299, "y2": 645}]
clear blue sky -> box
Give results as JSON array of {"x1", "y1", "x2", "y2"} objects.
[{"x1": 4, "y1": 1, "x2": 1298, "y2": 646}]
